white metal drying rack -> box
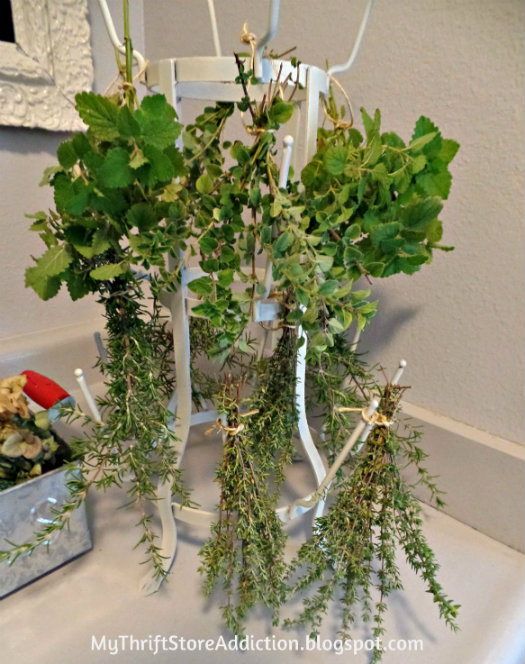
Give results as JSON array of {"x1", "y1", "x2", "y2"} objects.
[{"x1": 79, "y1": 0, "x2": 404, "y2": 596}]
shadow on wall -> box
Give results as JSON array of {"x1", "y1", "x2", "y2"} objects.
[
  {"x1": 357, "y1": 285, "x2": 421, "y2": 359},
  {"x1": 0, "y1": 126, "x2": 70, "y2": 158}
]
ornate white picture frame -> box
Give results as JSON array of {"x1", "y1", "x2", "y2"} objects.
[{"x1": 0, "y1": 0, "x2": 94, "y2": 131}]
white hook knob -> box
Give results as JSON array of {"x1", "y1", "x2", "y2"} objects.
[
  {"x1": 74, "y1": 368, "x2": 102, "y2": 423},
  {"x1": 391, "y1": 359, "x2": 407, "y2": 386}
]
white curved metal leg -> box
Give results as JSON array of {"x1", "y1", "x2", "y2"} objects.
[
  {"x1": 138, "y1": 478, "x2": 178, "y2": 595},
  {"x1": 284, "y1": 326, "x2": 328, "y2": 523},
  {"x1": 139, "y1": 279, "x2": 193, "y2": 594},
  {"x1": 170, "y1": 277, "x2": 194, "y2": 465}
]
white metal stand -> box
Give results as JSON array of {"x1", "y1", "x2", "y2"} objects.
[{"x1": 92, "y1": 0, "x2": 384, "y2": 595}]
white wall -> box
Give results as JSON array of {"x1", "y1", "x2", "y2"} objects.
[
  {"x1": 143, "y1": 0, "x2": 524, "y2": 445},
  {"x1": 0, "y1": 0, "x2": 144, "y2": 338}
]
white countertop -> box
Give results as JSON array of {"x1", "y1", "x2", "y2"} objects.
[{"x1": 1, "y1": 430, "x2": 524, "y2": 664}]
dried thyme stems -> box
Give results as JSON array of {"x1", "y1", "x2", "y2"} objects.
[
  {"x1": 285, "y1": 379, "x2": 459, "y2": 662},
  {"x1": 198, "y1": 372, "x2": 289, "y2": 635}
]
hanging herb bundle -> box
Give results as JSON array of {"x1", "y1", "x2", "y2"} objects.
[
  {"x1": 197, "y1": 326, "x2": 299, "y2": 635},
  {"x1": 3, "y1": 7, "x2": 461, "y2": 655},
  {"x1": 285, "y1": 382, "x2": 459, "y2": 662},
  {"x1": 199, "y1": 374, "x2": 289, "y2": 635}
]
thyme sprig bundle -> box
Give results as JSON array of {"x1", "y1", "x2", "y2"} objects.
[
  {"x1": 285, "y1": 382, "x2": 459, "y2": 662},
  {"x1": 199, "y1": 375, "x2": 288, "y2": 635}
]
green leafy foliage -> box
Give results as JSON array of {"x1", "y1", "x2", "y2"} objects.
[
  {"x1": 25, "y1": 91, "x2": 186, "y2": 302},
  {"x1": 28, "y1": 64, "x2": 457, "y2": 358},
  {"x1": 19, "y1": 46, "x2": 459, "y2": 651}
]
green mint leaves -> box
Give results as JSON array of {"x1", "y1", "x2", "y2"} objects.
[
  {"x1": 26, "y1": 92, "x2": 184, "y2": 300},
  {"x1": 26, "y1": 81, "x2": 458, "y2": 358}
]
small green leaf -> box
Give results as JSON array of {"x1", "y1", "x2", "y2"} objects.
[
  {"x1": 310, "y1": 331, "x2": 329, "y2": 351},
  {"x1": 410, "y1": 154, "x2": 427, "y2": 174},
  {"x1": 371, "y1": 162, "x2": 389, "y2": 184},
  {"x1": 191, "y1": 301, "x2": 221, "y2": 324},
  {"x1": 219, "y1": 245, "x2": 237, "y2": 265},
  {"x1": 231, "y1": 141, "x2": 250, "y2": 164},
  {"x1": 345, "y1": 223, "x2": 361, "y2": 240},
  {"x1": 39, "y1": 166, "x2": 62, "y2": 187},
  {"x1": 162, "y1": 183, "x2": 180, "y2": 202},
  {"x1": 344, "y1": 245, "x2": 364, "y2": 263},
  {"x1": 296, "y1": 288, "x2": 309, "y2": 307},
  {"x1": 382, "y1": 131, "x2": 405, "y2": 149},
  {"x1": 64, "y1": 270, "x2": 93, "y2": 300},
  {"x1": 409, "y1": 132, "x2": 438, "y2": 152},
  {"x1": 426, "y1": 219, "x2": 444, "y2": 244},
  {"x1": 128, "y1": 202, "x2": 157, "y2": 231},
  {"x1": 26, "y1": 211, "x2": 48, "y2": 231},
  {"x1": 90, "y1": 263, "x2": 129, "y2": 280},
  {"x1": 301, "y1": 160, "x2": 322, "y2": 187},
  {"x1": 188, "y1": 276, "x2": 214, "y2": 297},
  {"x1": 200, "y1": 235, "x2": 219, "y2": 254},
  {"x1": 317, "y1": 254, "x2": 334, "y2": 272},
  {"x1": 98, "y1": 148, "x2": 134, "y2": 188},
  {"x1": 29, "y1": 220, "x2": 48, "y2": 232},
  {"x1": 327, "y1": 318, "x2": 345, "y2": 333},
  {"x1": 417, "y1": 170, "x2": 452, "y2": 199},
  {"x1": 117, "y1": 104, "x2": 141, "y2": 138},
  {"x1": 318, "y1": 279, "x2": 338, "y2": 296},
  {"x1": 438, "y1": 139, "x2": 460, "y2": 165},
  {"x1": 143, "y1": 144, "x2": 175, "y2": 183},
  {"x1": 274, "y1": 231, "x2": 294, "y2": 253},
  {"x1": 324, "y1": 146, "x2": 347, "y2": 176},
  {"x1": 286, "y1": 309, "x2": 304, "y2": 323},
  {"x1": 366, "y1": 134, "x2": 382, "y2": 166},
  {"x1": 268, "y1": 99, "x2": 294, "y2": 125},
  {"x1": 411, "y1": 116, "x2": 441, "y2": 155},
  {"x1": 200, "y1": 258, "x2": 219, "y2": 273},
  {"x1": 36, "y1": 245, "x2": 72, "y2": 277},
  {"x1": 357, "y1": 175, "x2": 368, "y2": 203},
  {"x1": 25, "y1": 268, "x2": 61, "y2": 300},
  {"x1": 75, "y1": 92, "x2": 119, "y2": 140},
  {"x1": 400, "y1": 197, "x2": 443, "y2": 230},
  {"x1": 73, "y1": 227, "x2": 111, "y2": 259},
  {"x1": 134, "y1": 94, "x2": 181, "y2": 149},
  {"x1": 370, "y1": 222, "x2": 400, "y2": 248},
  {"x1": 217, "y1": 269, "x2": 234, "y2": 288},
  {"x1": 129, "y1": 149, "x2": 148, "y2": 169},
  {"x1": 249, "y1": 186, "x2": 261, "y2": 208},
  {"x1": 196, "y1": 174, "x2": 214, "y2": 195},
  {"x1": 348, "y1": 128, "x2": 364, "y2": 147},
  {"x1": 365, "y1": 261, "x2": 385, "y2": 277},
  {"x1": 361, "y1": 107, "x2": 381, "y2": 139},
  {"x1": 57, "y1": 141, "x2": 78, "y2": 169},
  {"x1": 165, "y1": 146, "x2": 186, "y2": 177},
  {"x1": 71, "y1": 133, "x2": 91, "y2": 158}
]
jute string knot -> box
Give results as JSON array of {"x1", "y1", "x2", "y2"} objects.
[
  {"x1": 323, "y1": 74, "x2": 355, "y2": 130},
  {"x1": 240, "y1": 22, "x2": 257, "y2": 71},
  {"x1": 337, "y1": 406, "x2": 391, "y2": 428},
  {"x1": 103, "y1": 56, "x2": 149, "y2": 99},
  {"x1": 206, "y1": 409, "x2": 260, "y2": 436}
]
